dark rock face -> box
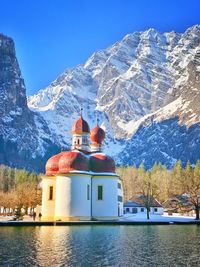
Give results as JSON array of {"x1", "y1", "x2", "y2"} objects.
[
  {"x1": 0, "y1": 34, "x2": 60, "y2": 172},
  {"x1": 118, "y1": 118, "x2": 200, "y2": 169},
  {"x1": 0, "y1": 34, "x2": 27, "y2": 115}
]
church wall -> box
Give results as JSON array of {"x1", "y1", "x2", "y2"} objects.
[
  {"x1": 92, "y1": 176, "x2": 118, "y2": 219},
  {"x1": 54, "y1": 175, "x2": 71, "y2": 219},
  {"x1": 41, "y1": 177, "x2": 56, "y2": 220},
  {"x1": 72, "y1": 133, "x2": 90, "y2": 151},
  {"x1": 117, "y1": 179, "x2": 124, "y2": 216},
  {"x1": 54, "y1": 174, "x2": 92, "y2": 220}
]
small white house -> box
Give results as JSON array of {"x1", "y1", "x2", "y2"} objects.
[{"x1": 124, "y1": 195, "x2": 163, "y2": 215}]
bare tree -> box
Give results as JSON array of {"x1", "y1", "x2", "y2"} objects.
[{"x1": 138, "y1": 168, "x2": 159, "y2": 220}]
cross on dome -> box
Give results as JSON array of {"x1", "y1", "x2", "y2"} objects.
[
  {"x1": 80, "y1": 107, "x2": 83, "y2": 117},
  {"x1": 72, "y1": 111, "x2": 90, "y2": 134}
]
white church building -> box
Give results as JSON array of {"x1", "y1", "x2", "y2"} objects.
[{"x1": 41, "y1": 114, "x2": 123, "y2": 221}]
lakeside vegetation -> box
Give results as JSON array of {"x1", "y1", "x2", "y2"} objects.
[
  {"x1": 0, "y1": 160, "x2": 200, "y2": 219},
  {"x1": 0, "y1": 165, "x2": 41, "y2": 216},
  {"x1": 117, "y1": 160, "x2": 200, "y2": 220}
]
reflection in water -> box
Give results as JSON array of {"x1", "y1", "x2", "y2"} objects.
[{"x1": 0, "y1": 225, "x2": 200, "y2": 266}]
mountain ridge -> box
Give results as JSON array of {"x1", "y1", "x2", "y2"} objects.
[
  {"x1": 28, "y1": 25, "x2": 200, "y2": 166},
  {"x1": 0, "y1": 25, "x2": 200, "y2": 171}
]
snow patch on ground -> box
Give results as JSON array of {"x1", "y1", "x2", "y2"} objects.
[{"x1": 120, "y1": 212, "x2": 196, "y2": 222}]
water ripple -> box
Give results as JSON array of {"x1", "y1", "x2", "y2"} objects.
[{"x1": 0, "y1": 225, "x2": 200, "y2": 267}]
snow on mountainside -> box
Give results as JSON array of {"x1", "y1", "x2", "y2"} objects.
[
  {"x1": 0, "y1": 26, "x2": 199, "y2": 172},
  {"x1": 0, "y1": 34, "x2": 60, "y2": 171},
  {"x1": 28, "y1": 25, "x2": 200, "y2": 167}
]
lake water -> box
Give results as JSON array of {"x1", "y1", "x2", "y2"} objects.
[{"x1": 0, "y1": 225, "x2": 200, "y2": 266}]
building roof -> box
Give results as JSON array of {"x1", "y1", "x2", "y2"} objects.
[
  {"x1": 123, "y1": 201, "x2": 144, "y2": 207},
  {"x1": 124, "y1": 195, "x2": 163, "y2": 208},
  {"x1": 72, "y1": 116, "x2": 90, "y2": 134},
  {"x1": 45, "y1": 151, "x2": 116, "y2": 175},
  {"x1": 45, "y1": 115, "x2": 116, "y2": 175},
  {"x1": 89, "y1": 153, "x2": 115, "y2": 173},
  {"x1": 163, "y1": 194, "x2": 194, "y2": 211},
  {"x1": 90, "y1": 124, "x2": 105, "y2": 144},
  {"x1": 46, "y1": 151, "x2": 89, "y2": 176},
  {"x1": 45, "y1": 152, "x2": 66, "y2": 176}
]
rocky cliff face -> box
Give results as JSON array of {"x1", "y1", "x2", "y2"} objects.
[
  {"x1": 0, "y1": 26, "x2": 200, "y2": 171},
  {"x1": 0, "y1": 34, "x2": 59, "y2": 171},
  {"x1": 28, "y1": 25, "x2": 200, "y2": 168}
]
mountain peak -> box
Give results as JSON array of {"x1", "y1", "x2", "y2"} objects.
[
  {"x1": 1, "y1": 25, "x2": 199, "y2": 171},
  {"x1": 0, "y1": 33, "x2": 12, "y2": 40},
  {"x1": 143, "y1": 27, "x2": 159, "y2": 35},
  {"x1": 186, "y1": 24, "x2": 200, "y2": 32}
]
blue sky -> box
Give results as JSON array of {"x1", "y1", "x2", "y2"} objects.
[{"x1": 1, "y1": 0, "x2": 200, "y2": 95}]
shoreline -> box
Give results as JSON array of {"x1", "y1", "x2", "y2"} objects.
[{"x1": 0, "y1": 220, "x2": 200, "y2": 226}]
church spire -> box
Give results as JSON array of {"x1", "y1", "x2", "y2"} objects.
[
  {"x1": 80, "y1": 107, "x2": 83, "y2": 117},
  {"x1": 71, "y1": 112, "x2": 90, "y2": 152},
  {"x1": 96, "y1": 117, "x2": 99, "y2": 126}
]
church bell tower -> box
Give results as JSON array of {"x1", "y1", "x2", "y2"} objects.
[{"x1": 71, "y1": 110, "x2": 90, "y2": 152}]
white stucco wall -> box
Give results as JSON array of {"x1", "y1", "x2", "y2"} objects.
[
  {"x1": 92, "y1": 176, "x2": 119, "y2": 218},
  {"x1": 124, "y1": 207, "x2": 164, "y2": 215},
  {"x1": 41, "y1": 177, "x2": 56, "y2": 219},
  {"x1": 55, "y1": 174, "x2": 92, "y2": 218},
  {"x1": 117, "y1": 179, "x2": 123, "y2": 216},
  {"x1": 72, "y1": 133, "x2": 90, "y2": 151},
  {"x1": 42, "y1": 172, "x2": 123, "y2": 220},
  {"x1": 150, "y1": 207, "x2": 164, "y2": 215}
]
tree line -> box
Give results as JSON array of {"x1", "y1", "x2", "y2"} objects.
[
  {"x1": 0, "y1": 165, "x2": 41, "y2": 216},
  {"x1": 117, "y1": 160, "x2": 200, "y2": 220},
  {"x1": 0, "y1": 160, "x2": 200, "y2": 220}
]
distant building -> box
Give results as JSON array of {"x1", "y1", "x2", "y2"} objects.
[
  {"x1": 163, "y1": 194, "x2": 194, "y2": 215},
  {"x1": 41, "y1": 114, "x2": 123, "y2": 221},
  {"x1": 124, "y1": 195, "x2": 163, "y2": 215}
]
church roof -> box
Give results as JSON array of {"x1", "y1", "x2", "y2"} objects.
[
  {"x1": 124, "y1": 195, "x2": 163, "y2": 208},
  {"x1": 45, "y1": 151, "x2": 115, "y2": 175},
  {"x1": 59, "y1": 151, "x2": 89, "y2": 173},
  {"x1": 45, "y1": 115, "x2": 116, "y2": 175},
  {"x1": 89, "y1": 153, "x2": 115, "y2": 173},
  {"x1": 45, "y1": 152, "x2": 66, "y2": 176},
  {"x1": 46, "y1": 151, "x2": 89, "y2": 175},
  {"x1": 72, "y1": 116, "x2": 90, "y2": 134},
  {"x1": 90, "y1": 124, "x2": 105, "y2": 144}
]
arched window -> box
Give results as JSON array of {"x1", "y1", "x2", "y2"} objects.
[{"x1": 77, "y1": 139, "x2": 80, "y2": 145}]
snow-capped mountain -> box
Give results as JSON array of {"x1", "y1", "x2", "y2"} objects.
[
  {"x1": 28, "y1": 25, "x2": 200, "y2": 168},
  {"x1": 0, "y1": 25, "x2": 200, "y2": 172},
  {"x1": 0, "y1": 34, "x2": 60, "y2": 171}
]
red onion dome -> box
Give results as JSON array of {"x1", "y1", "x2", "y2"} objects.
[
  {"x1": 45, "y1": 152, "x2": 65, "y2": 176},
  {"x1": 72, "y1": 116, "x2": 90, "y2": 134},
  {"x1": 89, "y1": 153, "x2": 115, "y2": 173},
  {"x1": 59, "y1": 151, "x2": 89, "y2": 173},
  {"x1": 90, "y1": 125, "x2": 105, "y2": 144}
]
